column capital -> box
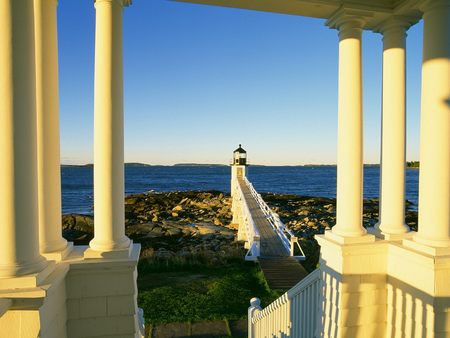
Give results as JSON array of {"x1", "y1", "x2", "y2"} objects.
[
  {"x1": 374, "y1": 15, "x2": 419, "y2": 35},
  {"x1": 39, "y1": 0, "x2": 59, "y2": 6},
  {"x1": 375, "y1": 16, "x2": 418, "y2": 49},
  {"x1": 326, "y1": 7, "x2": 373, "y2": 39},
  {"x1": 419, "y1": 0, "x2": 450, "y2": 12},
  {"x1": 95, "y1": 0, "x2": 132, "y2": 7}
]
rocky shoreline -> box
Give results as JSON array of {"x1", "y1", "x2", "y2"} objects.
[{"x1": 62, "y1": 190, "x2": 418, "y2": 272}]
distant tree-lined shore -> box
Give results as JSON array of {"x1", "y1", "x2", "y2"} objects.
[
  {"x1": 61, "y1": 162, "x2": 421, "y2": 168},
  {"x1": 406, "y1": 161, "x2": 419, "y2": 168}
]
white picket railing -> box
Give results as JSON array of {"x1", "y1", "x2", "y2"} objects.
[
  {"x1": 243, "y1": 177, "x2": 306, "y2": 260},
  {"x1": 235, "y1": 181, "x2": 261, "y2": 261},
  {"x1": 248, "y1": 269, "x2": 321, "y2": 338}
]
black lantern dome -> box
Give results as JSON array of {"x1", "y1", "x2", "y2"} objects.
[{"x1": 233, "y1": 144, "x2": 247, "y2": 166}]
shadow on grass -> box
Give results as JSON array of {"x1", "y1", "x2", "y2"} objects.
[{"x1": 138, "y1": 256, "x2": 280, "y2": 326}]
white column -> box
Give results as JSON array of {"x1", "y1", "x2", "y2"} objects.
[
  {"x1": 88, "y1": 0, "x2": 131, "y2": 254},
  {"x1": 414, "y1": 0, "x2": 450, "y2": 248},
  {"x1": 376, "y1": 18, "x2": 411, "y2": 237},
  {"x1": 0, "y1": 0, "x2": 47, "y2": 277},
  {"x1": 331, "y1": 18, "x2": 368, "y2": 239},
  {"x1": 34, "y1": 0, "x2": 69, "y2": 256}
]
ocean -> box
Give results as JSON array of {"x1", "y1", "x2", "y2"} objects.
[{"x1": 61, "y1": 165, "x2": 419, "y2": 215}]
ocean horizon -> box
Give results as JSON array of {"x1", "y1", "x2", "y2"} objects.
[{"x1": 62, "y1": 165, "x2": 419, "y2": 215}]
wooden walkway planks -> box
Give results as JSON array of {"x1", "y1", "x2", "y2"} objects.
[
  {"x1": 238, "y1": 177, "x2": 287, "y2": 257},
  {"x1": 258, "y1": 257, "x2": 309, "y2": 290},
  {"x1": 238, "y1": 178, "x2": 308, "y2": 290}
]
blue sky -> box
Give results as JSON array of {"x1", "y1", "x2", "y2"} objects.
[{"x1": 58, "y1": 0, "x2": 423, "y2": 165}]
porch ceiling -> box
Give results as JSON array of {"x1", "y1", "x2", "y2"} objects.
[{"x1": 171, "y1": 0, "x2": 422, "y2": 30}]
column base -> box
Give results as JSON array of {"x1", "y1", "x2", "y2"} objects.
[
  {"x1": 367, "y1": 226, "x2": 413, "y2": 241},
  {"x1": 0, "y1": 244, "x2": 144, "y2": 338},
  {"x1": 67, "y1": 243, "x2": 144, "y2": 338},
  {"x1": 387, "y1": 241, "x2": 450, "y2": 336},
  {"x1": 42, "y1": 242, "x2": 74, "y2": 261},
  {"x1": 403, "y1": 236, "x2": 450, "y2": 256},
  {"x1": 316, "y1": 233, "x2": 388, "y2": 338},
  {"x1": 0, "y1": 263, "x2": 70, "y2": 338},
  {"x1": 84, "y1": 240, "x2": 133, "y2": 259},
  {"x1": 324, "y1": 229, "x2": 375, "y2": 244},
  {"x1": 0, "y1": 261, "x2": 56, "y2": 290},
  {"x1": 316, "y1": 232, "x2": 450, "y2": 337},
  {"x1": 0, "y1": 255, "x2": 49, "y2": 280}
]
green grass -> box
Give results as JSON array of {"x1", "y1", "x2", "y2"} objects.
[{"x1": 138, "y1": 261, "x2": 280, "y2": 325}]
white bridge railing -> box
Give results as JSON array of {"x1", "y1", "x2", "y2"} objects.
[
  {"x1": 242, "y1": 177, "x2": 306, "y2": 260},
  {"x1": 248, "y1": 269, "x2": 321, "y2": 338},
  {"x1": 236, "y1": 178, "x2": 261, "y2": 261}
]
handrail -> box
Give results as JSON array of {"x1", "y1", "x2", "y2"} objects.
[
  {"x1": 242, "y1": 177, "x2": 306, "y2": 260},
  {"x1": 248, "y1": 269, "x2": 321, "y2": 338},
  {"x1": 0, "y1": 299, "x2": 12, "y2": 318},
  {"x1": 235, "y1": 182, "x2": 260, "y2": 260}
]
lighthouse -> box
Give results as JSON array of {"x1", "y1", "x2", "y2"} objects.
[
  {"x1": 230, "y1": 145, "x2": 248, "y2": 240},
  {"x1": 231, "y1": 144, "x2": 247, "y2": 196}
]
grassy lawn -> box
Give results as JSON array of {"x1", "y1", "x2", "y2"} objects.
[{"x1": 137, "y1": 260, "x2": 280, "y2": 325}]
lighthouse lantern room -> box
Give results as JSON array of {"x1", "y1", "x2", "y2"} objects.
[
  {"x1": 233, "y1": 144, "x2": 247, "y2": 166},
  {"x1": 231, "y1": 144, "x2": 247, "y2": 200}
]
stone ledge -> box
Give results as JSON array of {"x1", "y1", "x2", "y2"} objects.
[
  {"x1": 323, "y1": 322, "x2": 387, "y2": 338},
  {"x1": 323, "y1": 229, "x2": 376, "y2": 245},
  {"x1": 66, "y1": 271, "x2": 137, "y2": 299},
  {"x1": 0, "y1": 261, "x2": 56, "y2": 290},
  {"x1": 325, "y1": 288, "x2": 387, "y2": 308},
  {"x1": 79, "y1": 297, "x2": 108, "y2": 319},
  {"x1": 84, "y1": 241, "x2": 133, "y2": 260},
  {"x1": 107, "y1": 295, "x2": 137, "y2": 316},
  {"x1": 0, "y1": 263, "x2": 68, "y2": 301},
  {"x1": 367, "y1": 226, "x2": 413, "y2": 241},
  {"x1": 403, "y1": 238, "x2": 450, "y2": 257},
  {"x1": 41, "y1": 242, "x2": 74, "y2": 261},
  {"x1": 67, "y1": 314, "x2": 137, "y2": 337},
  {"x1": 317, "y1": 232, "x2": 384, "y2": 254},
  {"x1": 317, "y1": 233, "x2": 388, "y2": 275},
  {"x1": 67, "y1": 244, "x2": 141, "y2": 273},
  {"x1": 0, "y1": 299, "x2": 12, "y2": 317}
]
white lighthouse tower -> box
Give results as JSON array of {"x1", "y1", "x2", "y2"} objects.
[{"x1": 230, "y1": 145, "x2": 248, "y2": 241}]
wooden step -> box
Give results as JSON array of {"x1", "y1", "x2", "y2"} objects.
[{"x1": 259, "y1": 257, "x2": 308, "y2": 290}]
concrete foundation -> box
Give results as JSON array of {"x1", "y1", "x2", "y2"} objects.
[
  {"x1": 0, "y1": 244, "x2": 144, "y2": 338},
  {"x1": 316, "y1": 231, "x2": 450, "y2": 338}
]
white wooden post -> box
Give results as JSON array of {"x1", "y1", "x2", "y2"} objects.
[
  {"x1": 290, "y1": 236, "x2": 298, "y2": 256},
  {"x1": 248, "y1": 297, "x2": 262, "y2": 338}
]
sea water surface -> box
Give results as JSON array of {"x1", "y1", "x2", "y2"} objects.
[{"x1": 62, "y1": 165, "x2": 419, "y2": 215}]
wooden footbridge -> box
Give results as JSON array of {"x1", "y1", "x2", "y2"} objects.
[{"x1": 232, "y1": 175, "x2": 308, "y2": 290}]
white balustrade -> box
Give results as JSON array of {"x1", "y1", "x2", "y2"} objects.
[
  {"x1": 249, "y1": 269, "x2": 321, "y2": 338},
  {"x1": 242, "y1": 177, "x2": 306, "y2": 260},
  {"x1": 235, "y1": 180, "x2": 261, "y2": 260}
]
